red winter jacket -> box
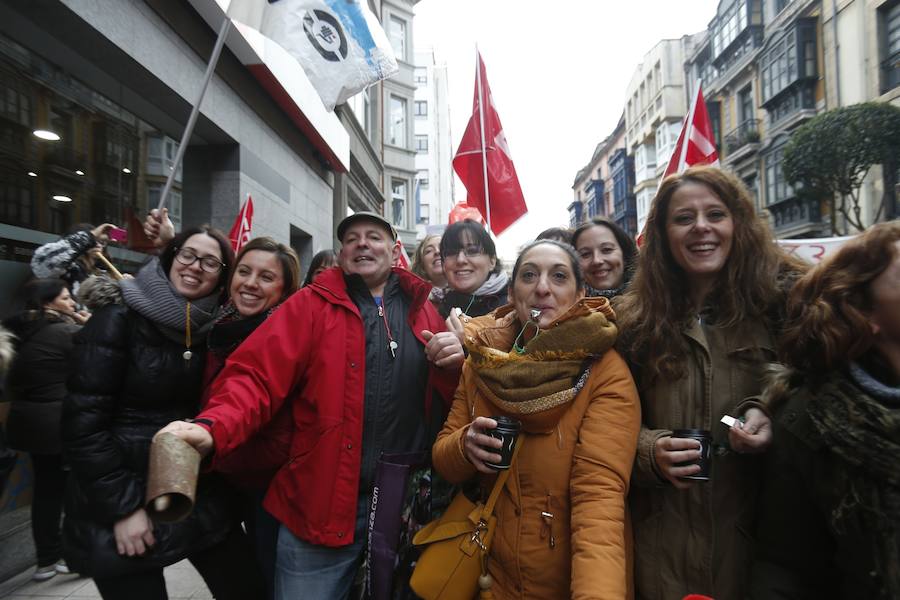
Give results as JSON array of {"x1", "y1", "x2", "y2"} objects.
[{"x1": 197, "y1": 267, "x2": 460, "y2": 547}]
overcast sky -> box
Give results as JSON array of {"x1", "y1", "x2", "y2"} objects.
[{"x1": 413, "y1": 0, "x2": 720, "y2": 261}]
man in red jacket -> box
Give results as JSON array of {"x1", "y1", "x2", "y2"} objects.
[{"x1": 158, "y1": 212, "x2": 464, "y2": 599}]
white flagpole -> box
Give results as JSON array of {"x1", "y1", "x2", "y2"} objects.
[
  {"x1": 677, "y1": 80, "x2": 702, "y2": 173},
  {"x1": 474, "y1": 47, "x2": 492, "y2": 234},
  {"x1": 157, "y1": 16, "x2": 232, "y2": 212}
]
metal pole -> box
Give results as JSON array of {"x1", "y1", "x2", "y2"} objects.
[
  {"x1": 474, "y1": 48, "x2": 492, "y2": 234},
  {"x1": 157, "y1": 17, "x2": 232, "y2": 212}
]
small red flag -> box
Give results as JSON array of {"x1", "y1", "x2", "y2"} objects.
[
  {"x1": 452, "y1": 51, "x2": 527, "y2": 236},
  {"x1": 228, "y1": 196, "x2": 254, "y2": 253},
  {"x1": 663, "y1": 83, "x2": 719, "y2": 178},
  {"x1": 393, "y1": 240, "x2": 411, "y2": 270},
  {"x1": 637, "y1": 83, "x2": 719, "y2": 247}
]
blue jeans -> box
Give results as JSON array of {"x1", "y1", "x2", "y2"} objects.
[{"x1": 274, "y1": 496, "x2": 368, "y2": 600}]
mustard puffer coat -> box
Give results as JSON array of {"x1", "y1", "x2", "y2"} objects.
[{"x1": 432, "y1": 301, "x2": 641, "y2": 599}]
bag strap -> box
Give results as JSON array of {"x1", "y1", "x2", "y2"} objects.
[{"x1": 480, "y1": 436, "x2": 523, "y2": 520}]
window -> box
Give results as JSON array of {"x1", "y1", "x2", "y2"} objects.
[
  {"x1": 0, "y1": 80, "x2": 32, "y2": 127},
  {"x1": 417, "y1": 170, "x2": 430, "y2": 189},
  {"x1": 391, "y1": 178, "x2": 407, "y2": 228},
  {"x1": 0, "y1": 172, "x2": 34, "y2": 227},
  {"x1": 415, "y1": 67, "x2": 427, "y2": 84},
  {"x1": 712, "y1": 1, "x2": 748, "y2": 58},
  {"x1": 146, "y1": 135, "x2": 182, "y2": 181},
  {"x1": 414, "y1": 100, "x2": 428, "y2": 117},
  {"x1": 347, "y1": 88, "x2": 371, "y2": 135},
  {"x1": 761, "y1": 21, "x2": 816, "y2": 103},
  {"x1": 389, "y1": 96, "x2": 406, "y2": 147},
  {"x1": 880, "y1": 1, "x2": 900, "y2": 92},
  {"x1": 415, "y1": 134, "x2": 429, "y2": 152},
  {"x1": 389, "y1": 16, "x2": 406, "y2": 61},
  {"x1": 764, "y1": 144, "x2": 794, "y2": 205},
  {"x1": 147, "y1": 184, "x2": 183, "y2": 231},
  {"x1": 738, "y1": 85, "x2": 754, "y2": 124}
]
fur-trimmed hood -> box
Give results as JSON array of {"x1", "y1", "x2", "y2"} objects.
[{"x1": 77, "y1": 275, "x2": 123, "y2": 312}]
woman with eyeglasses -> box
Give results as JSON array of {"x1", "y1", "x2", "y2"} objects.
[
  {"x1": 61, "y1": 226, "x2": 264, "y2": 600},
  {"x1": 436, "y1": 219, "x2": 508, "y2": 319}
]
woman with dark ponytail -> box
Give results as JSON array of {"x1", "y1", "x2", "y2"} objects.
[{"x1": 4, "y1": 278, "x2": 83, "y2": 581}]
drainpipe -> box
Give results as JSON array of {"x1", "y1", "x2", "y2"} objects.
[{"x1": 831, "y1": 0, "x2": 841, "y2": 106}]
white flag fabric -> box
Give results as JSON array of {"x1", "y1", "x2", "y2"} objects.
[{"x1": 228, "y1": 0, "x2": 398, "y2": 111}]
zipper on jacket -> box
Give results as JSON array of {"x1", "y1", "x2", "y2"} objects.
[{"x1": 540, "y1": 493, "x2": 556, "y2": 550}]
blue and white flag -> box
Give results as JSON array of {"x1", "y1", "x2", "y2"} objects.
[{"x1": 228, "y1": 0, "x2": 399, "y2": 111}]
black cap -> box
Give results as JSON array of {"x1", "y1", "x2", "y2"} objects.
[{"x1": 337, "y1": 211, "x2": 398, "y2": 242}]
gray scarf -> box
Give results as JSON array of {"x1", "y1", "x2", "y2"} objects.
[{"x1": 120, "y1": 258, "x2": 219, "y2": 341}]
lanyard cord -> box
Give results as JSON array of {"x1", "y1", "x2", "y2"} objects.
[
  {"x1": 185, "y1": 302, "x2": 192, "y2": 348},
  {"x1": 376, "y1": 298, "x2": 397, "y2": 357},
  {"x1": 182, "y1": 302, "x2": 193, "y2": 362},
  {"x1": 464, "y1": 294, "x2": 477, "y2": 314}
]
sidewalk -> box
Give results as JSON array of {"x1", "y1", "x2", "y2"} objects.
[{"x1": 0, "y1": 560, "x2": 212, "y2": 599}]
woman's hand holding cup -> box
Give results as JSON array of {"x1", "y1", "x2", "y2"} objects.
[
  {"x1": 463, "y1": 416, "x2": 503, "y2": 474},
  {"x1": 654, "y1": 436, "x2": 703, "y2": 490}
]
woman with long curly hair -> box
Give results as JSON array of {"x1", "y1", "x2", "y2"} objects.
[
  {"x1": 751, "y1": 222, "x2": 900, "y2": 600},
  {"x1": 616, "y1": 166, "x2": 806, "y2": 600}
]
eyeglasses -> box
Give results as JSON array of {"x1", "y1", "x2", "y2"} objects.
[
  {"x1": 443, "y1": 245, "x2": 484, "y2": 260},
  {"x1": 174, "y1": 248, "x2": 225, "y2": 273}
]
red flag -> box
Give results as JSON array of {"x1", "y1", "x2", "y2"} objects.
[
  {"x1": 452, "y1": 51, "x2": 527, "y2": 236},
  {"x1": 393, "y1": 240, "x2": 411, "y2": 270},
  {"x1": 228, "y1": 196, "x2": 254, "y2": 253},
  {"x1": 636, "y1": 83, "x2": 719, "y2": 247},
  {"x1": 663, "y1": 83, "x2": 719, "y2": 178}
]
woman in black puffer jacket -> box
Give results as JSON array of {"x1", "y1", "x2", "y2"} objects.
[
  {"x1": 4, "y1": 279, "x2": 82, "y2": 581},
  {"x1": 62, "y1": 226, "x2": 263, "y2": 600}
]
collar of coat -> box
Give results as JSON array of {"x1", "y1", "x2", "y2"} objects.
[
  {"x1": 309, "y1": 266, "x2": 434, "y2": 315},
  {"x1": 463, "y1": 297, "x2": 619, "y2": 433}
]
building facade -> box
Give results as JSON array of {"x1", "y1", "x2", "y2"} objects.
[
  {"x1": 624, "y1": 37, "x2": 694, "y2": 234},
  {"x1": 570, "y1": 114, "x2": 626, "y2": 228},
  {"x1": 413, "y1": 48, "x2": 454, "y2": 236},
  {"x1": 0, "y1": 0, "x2": 347, "y2": 305},
  {"x1": 576, "y1": 0, "x2": 899, "y2": 242},
  {"x1": 381, "y1": 0, "x2": 420, "y2": 251}
]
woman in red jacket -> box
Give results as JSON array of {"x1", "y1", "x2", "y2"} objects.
[{"x1": 203, "y1": 236, "x2": 300, "y2": 599}]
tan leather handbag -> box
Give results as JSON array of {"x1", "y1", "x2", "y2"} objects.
[{"x1": 409, "y1": 440, "x2": 522, "y2": 600}]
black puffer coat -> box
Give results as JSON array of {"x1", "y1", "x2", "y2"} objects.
[
  {"x1": 4, "y1": 311, "x2": 80, "y2": 454},
  {"x1": 62, "y1": 285, "x2": 237, "y2": 578}
]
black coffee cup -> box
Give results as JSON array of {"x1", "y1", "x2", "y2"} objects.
[
  {"x1": 672, "y1": 429, "x2": 712, "y2": 482},
  {"x1": 483, "y1": 416, "x2": 522, "y2": 471}
]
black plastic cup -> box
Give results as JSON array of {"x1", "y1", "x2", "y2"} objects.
[
  {"x1": 483, "y1": 416, "x2": 522, "y2": 471},
  {"x1": 672, "y1": 429, "x2": 712, "y2": 482}
]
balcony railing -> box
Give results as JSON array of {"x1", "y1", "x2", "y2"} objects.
[
  {"x1": 724, "y1": 119, "x2": 761, "y2": 154},
  {"x1": 767, "y1": 195, "x2": 821, "y2": 234}
]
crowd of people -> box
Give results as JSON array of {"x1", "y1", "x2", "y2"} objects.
[{"x1": 0, "y1": 165, "x2": 896, "y2": 600}]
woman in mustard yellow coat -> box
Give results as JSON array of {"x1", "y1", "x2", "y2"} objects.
[{"x1": 432, "y1": 239, "x2": 641, "y2": 599}]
